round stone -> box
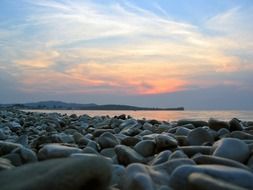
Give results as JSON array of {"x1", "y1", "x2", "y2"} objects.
[
  {"x1": 187, "y1": 128, "x2": 214, "y2": 146},
  {"x1": 134, "y1": 140, "x2": 156, "y2": 157},
  {"x1": 208, "y1": 118, "x2": 229, "y2": 131},
  {"x1": 0, "y1": 155, "x2": 112, "y2": 190},
  {"x1": 38, "y1": 144, "x2": 83, "y2": 160},
  {"x1": 155, "y1": 134, "x2": 178, "y2": 152},
  {"x1": 114, "y1": 145, "x2": 145, "y2": 166},
  {"x1": 97, "y1": 132, "x2": 119, "y2": 149},
  {"x1": 212, "y1": 138, "x2": 250, "y2": 163},
  {"x1": 170, "y1": 165, "x2": 253, "y2": 190}
]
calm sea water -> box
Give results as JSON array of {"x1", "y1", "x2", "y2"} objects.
[{"x1": 23, "y1": 110, "x2": 253, "y2": 121}]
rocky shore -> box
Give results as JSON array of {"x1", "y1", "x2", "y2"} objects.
[{"x1": 0, "y1": 109, "x2": 253, "y2": 190}]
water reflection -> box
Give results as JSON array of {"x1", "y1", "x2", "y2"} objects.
[{"x1": 22, "y1": 110, "x2": 253, "y2": 121}]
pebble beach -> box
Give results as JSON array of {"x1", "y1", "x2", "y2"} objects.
[{"x1": 0, "y1": 109, "x2": 253, "y2": 190}]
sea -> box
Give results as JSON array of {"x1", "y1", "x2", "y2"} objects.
[{"x1": 22, "y1": 110, "x2": 253, "y2": 121}]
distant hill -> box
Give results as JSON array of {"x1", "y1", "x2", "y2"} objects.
[
  {"x1": 24, "y1": 101, "x2": 97, "y2": 109},
  {"x1": 0, "y1": 101, "x2": 184, "y2": 111}
]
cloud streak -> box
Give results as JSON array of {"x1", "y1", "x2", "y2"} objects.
[{"x1": 0, "y1": 0, "x2": 252, "y2": 107}]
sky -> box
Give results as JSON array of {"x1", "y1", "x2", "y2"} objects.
[{"x1": 0, "y1": 0, "x2": 253, "y2": 110}]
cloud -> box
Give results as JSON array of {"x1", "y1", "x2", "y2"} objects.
[
  {"x1": 0, "y1": 0, "x2": 252, "y2": 104},
  {"x1": 15, "y1": 51, "x2": 59, "y2": 69},
  {"x1": 206, "y1": 6, "x2": 253, "y2": 50}
]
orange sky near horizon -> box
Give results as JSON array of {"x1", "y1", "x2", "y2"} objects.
[{"x1": 0, "y1": 0, "x2": 252, "y2": 109}]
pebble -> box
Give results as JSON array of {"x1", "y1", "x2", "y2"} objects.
[
  {"x1": 100, "y1": 148, "x2": 116, "y2": 158},
  {"x1": 121, "y1": 136, "x2": 141, "y2": 146},
  {"x1": 177, "y1": 120, "x2": 208, "y2": 128},
  {"x1": 115, "y1": 145, "x2": 145, "y2": 166},
  {"x1": 175, "y1": 127, "x2": 192, "y2": 136},
  {"x1": 169, "y1": 150, "x2": 188, "y2": 160},
  {"x1": 187, "y1": 127, "x2": 214, "y2": 145},
  {"x1": 38, "y1": 144, "x2": 83, "y2": 160},
  {"x1": 212, "y1": 138, "x2": 250, "y2": 163},
  {"x1": 229, "y1": 118, "x2": 244, "y2": 131},
  {"x1": 230, "y1": 131, "x2": 253, "y2": 140},
  {"x1": 98, "y1": 132, "x2": 119, "y2": 149},
  {"x1": 180, "y1": 146, "x2": 212, "y2": 157},
  {"x1": 155, "y1": 134, "x2": 178, "y2": 152},
  {"x1": 170, "y1": 165, "x2": 253, "y2": 190},
  {"x1": 188, "y1": 172, "x2": 248, "y2": 190},
  {"x1": 208, "y1": 118, "x2": 229, "y2": 131},
  {"x1": 151, "y1": 150, "x2": 172, "y2": 165},
  {"x1": 134, "y1": 140, "x2": 156, "y2": 157},
  {"x1": 1, "y1": 109, "x2": 253, "y2": 190},
  {"x1": 193, "y1": 155, "x2": 251, "y2": 171},
  {"x1": 0, "y1": 158, "x2": 14, "y2": 171},
  {"x1": 0, "y1": 155, "x2": 112, "y2": 190},
  {"x1": 153, "y1": 158, "x2": 196, "y2": 175}
]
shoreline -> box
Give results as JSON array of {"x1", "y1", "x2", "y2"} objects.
[{"x1": 0, "y1": 109, "x2": 253, "y2": 189}]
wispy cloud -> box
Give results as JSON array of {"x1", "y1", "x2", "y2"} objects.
[
  {"x1": 15, "y1": 51, "x2": 60, "y2": 69},
  {"x1": 1, "y1": 0, "x2": 252, "y2": 98}
]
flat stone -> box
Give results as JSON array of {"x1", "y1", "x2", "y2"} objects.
[
  {"x1": 98, "y1": 132, "x2": 119, "y2": 149},
  {"x1": 77, "y1": 136, "x2": 91, "y2": 148},
  {"x1": 134, "y1": 140, "x2": 156, "y2": 157},
  {"x1": 115, "y1": 145, "x2": 145, "y2": 166},
  {"x1": 82, "y1": 147, "x2": 99, "y2": 154},
  {"x1": 187, "y1": 127, "x2": 214, "y2": 145},
  {"x1": 157, "y1": 124, "x2": 171, "y2": 133},
  {"x1": 177, "y1": 120, "x2": 208, "y2": 128},
  {"x1": 229, "y1": 118, "x2": 244, "y2": 131},
  {"x1": 193, "y1": 155, "x2": 251, "y2": 171},
  {"x1": 119, "y1": 119, "x2": 138, "y2": 130},
  {"x1": 100, "y1": 148, "x2": 116, "y2": 158},
  {"x1": 12, "y1": 147, "x2": 37, "y2": 164},
  {"x1": 212, "y1": 138, "x2": 250, "y2": 163},
  {"x1": 180, "y1": 146, "x2": 212, "y2": 157},
  {"x1": 208, "y1": 118, "x2": 229, "y2": 131},
  {"x1": 143, "y1": 122, "x2": 155, "y2": 132},
  {"x1": 0, "y1": 141, "x2": 22, "y2": 156},
  {"x1": 188, "y1": 172, "x2": 248, "y2": 190},
  {"x1": 155, "y1": 134, "x2": 178, "y2": 152},
  {"x1": 139, "y1": 130, "x2": 153, "y2": 136},
  {"x1": 230, "y1": 131, "x2": 253, "y2": 140},
  {"x1": 175, "y1": 127, "x2": 192, "y2": 136},
  {"x1": 169, "y1": 150, "x2": 188, "y2": 160},
  {"x1": 121, "y1": 127, "x2": 142, "y2": 136},
  {"x1": 151, "y1": 150, "x2": 172, "y2": 165},
  {"x1": 121, "y1": 136, "x2": 141, "y2": 146},
  {"x1": 153, "y1": 158, "x2": 196, "y2": 175},
  {"x1": 93, "y1": 129, "x2": 114, "y2": 137},
  {"x1": 217, "y1": 128, "x2": 230, "y2": 138},
  {"x1": 170, "y1": 165, "x2": 253, "y2": 190},
  {"x1": 38, "y1": 144, "x2": 83, "y2": 160},
  {"x1": 86, "y1": 140, "x2": 99, "y2": 151},
  {"x1": 52, "y1": 133, "x2": 75, "y2": 144},
  {"x1": 0, "y1": 155, "x2": 112, "y2": 190}
]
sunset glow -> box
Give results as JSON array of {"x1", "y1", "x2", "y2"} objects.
[{"x1": 0, "y1": 0, "x2": 252, "y2": 109}]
